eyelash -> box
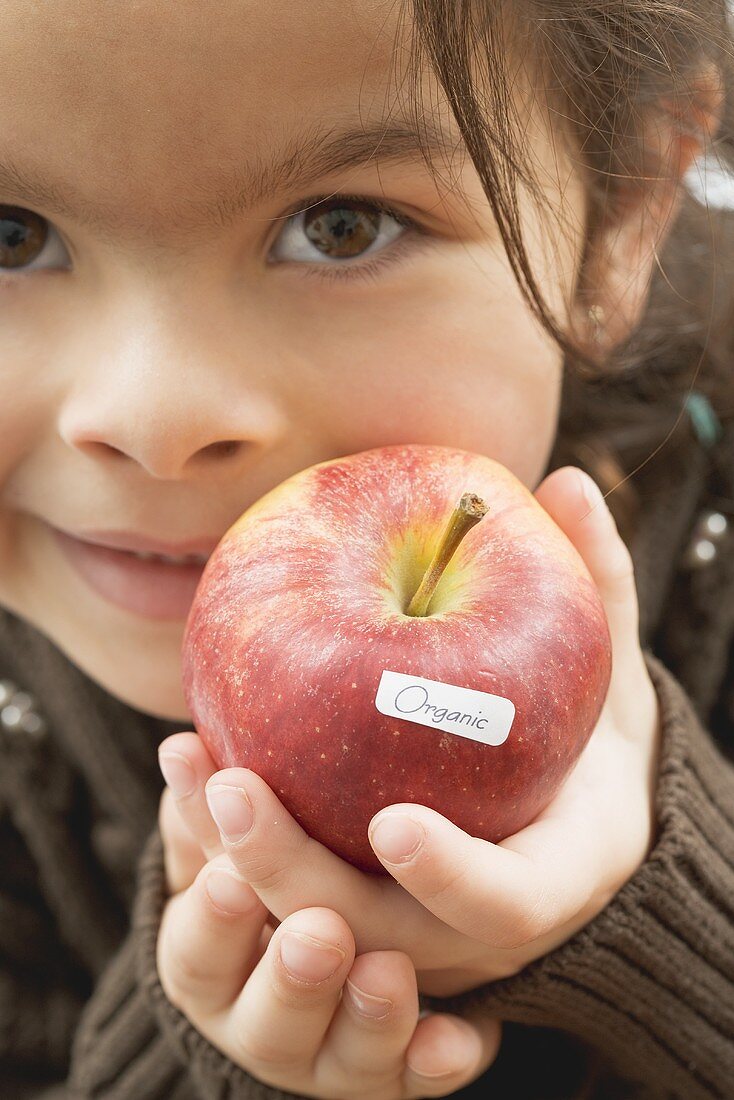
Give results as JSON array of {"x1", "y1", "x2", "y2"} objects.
[
  {"x1": 274, "y1": 193, "x2": 426, "y2": 285},
  {"x1": 0, "y1": 194, "x2": 426, "y2": 290}
]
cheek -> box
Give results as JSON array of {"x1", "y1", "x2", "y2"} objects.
[
  {"x1": 0, "y1": 297, "x2": 63, "y2": 486},
  {"x1": 0, "y1": 388, "x2": 50, "y2": 486},
  {"x1": 0, "y1": 381, "x2": 59, "y2": 598},
  {"x1": 286, "y1": 260, "x2": 563, "y2": 488}
]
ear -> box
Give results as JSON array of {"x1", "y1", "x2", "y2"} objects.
[{"x1": 573, "y1": 65, "x2": 724, "y2": 354}]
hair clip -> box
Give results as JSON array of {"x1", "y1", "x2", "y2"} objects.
[{"x1": 684, "y1": 392, "x2": 723, "y2": 451}]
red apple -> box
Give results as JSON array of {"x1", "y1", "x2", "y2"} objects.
[{"x1": 182, "y1": 444, "x2": 612, "y2": 873}]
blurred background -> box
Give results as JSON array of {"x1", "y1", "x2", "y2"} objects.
[{"x1": 686, "y1": 153, "x2": 734, "y2": 209}]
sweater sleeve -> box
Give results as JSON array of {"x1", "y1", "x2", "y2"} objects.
[
  {"x1": 68, "y1": 919, "x2": 291, "y2": 1100},
  {"x1": 1, "y1": 939, "x2": 196, "y2": 1100},
  {"x1": 0, "y1": 833, "x2": 203, "y2": 1100},
  {"x1": 1, "y1": 897, "x2": 300, "y2": 1100},
  {"x1": 0, "y1": 818, "x2": 304, "y2": 1099},
  {"x1": 421, "y1": 652, "x2": 734, "y2": 1100}
]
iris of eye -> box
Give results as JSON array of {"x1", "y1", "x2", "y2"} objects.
[
  {"x1": 0, "y1": 206, "x2": 48, "y2": 269},
  {"x1": 304, "y1": 203, "x2": 380, "y2": 259}
]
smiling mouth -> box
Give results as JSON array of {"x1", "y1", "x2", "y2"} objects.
[{"x1": 49, "y1": 525, "x2": 216, "y2": 621}]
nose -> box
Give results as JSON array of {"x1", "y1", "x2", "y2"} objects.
[{"x1": 57, "y1": 297, "x2": 287, "y2": 480}]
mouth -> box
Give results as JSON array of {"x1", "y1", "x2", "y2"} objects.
[
  {"x1": 120, "y1": 549, "x2": 211, "y2": 566},
  {"x1": 49, "y1": 525, "x2": 221, "y2": 622}
]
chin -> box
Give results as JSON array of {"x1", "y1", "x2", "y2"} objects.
[
  {"x1": 64, "y1": 616, "x2": 193, "y2": 721},
  {"x1": 24, "y1": 608, "x2": 191, "y2": 722},
  {"x1": 86, "y1": 651, "x2": 192, "y2": 722}
]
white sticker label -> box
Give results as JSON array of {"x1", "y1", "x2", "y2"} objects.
[{"x1": 375, "y1": 670, "x2": 514, "y2": 746}]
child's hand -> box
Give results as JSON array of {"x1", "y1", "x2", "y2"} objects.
[
  {"x1": 160, "y1": 465, "x2": 661, "y2": 997},
  {"x1": 154, "y1": 783, "x2": 501, "y2": 1097}
]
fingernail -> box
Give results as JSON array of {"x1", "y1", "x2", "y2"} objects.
[
  {"x1": 369, "y1": 813, "x2": 424, "y2": 864},
  {"x1": 205, "y1": 868, "x2": 258, "y2": 914},
  {"x1": 158, "y1": 751, "x2": 196, "y2": 798},
  {"x1": 279, "y1": 932, "x2": 345, "y2": 984},
  {"x1": 206, "y1": 785, "x2": 254, "y2": 843},
  {"x1": 345, "y1": 979, "x2": 393, "y2": 1019},
  {"x1": 578, "y1": 470, "x2": 605, "y2": 512}
]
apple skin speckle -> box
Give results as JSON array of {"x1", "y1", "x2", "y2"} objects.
[{"x1": 182, "y1": 443, "x2": 612, "y2": 873}]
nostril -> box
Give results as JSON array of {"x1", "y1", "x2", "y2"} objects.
[
  {"x1": 78, "y1": 440, "x2": 130, "y2": 461},
  {"x1": 200, "y1": 440, "x2": 242, "y2": 460}
]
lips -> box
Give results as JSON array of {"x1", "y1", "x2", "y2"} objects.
[
  {"x1": 59, "y1": 528, "x2": 222, "y2": 558},
  {"x1": 50, "y1": 525, "x2": 221, "y2": 621}
]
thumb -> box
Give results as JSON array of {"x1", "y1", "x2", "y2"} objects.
[{"x1": 534, "y1": 465, "x2": 642, "y2": 680}]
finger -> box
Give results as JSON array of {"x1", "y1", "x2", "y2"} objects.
[
  {"x1": 534, "y1": 466, "x2": 641, "y2": 672},
  {"x1": 534, "y1": 466, "x2": 659, "y2": 741},
  {"x1": 158, "y1": 786, "x2": 208, "y2": 895},
  {"x1": 368, "y1": 802, "x2": 600, "y2": 950},
  {"x1": 157, "y1": 852, "x2": 268, "y2": 1017},
  {"x1": 314, "y1": 951, "x2": 418, "y2": 1088},
  {"x1": 158, "y1": 732, "x2": 224, "y2": 859},
  {"x1": 226, "y1": 908, "x2": 354, "y2": 1078},
  {"x1": 403, "y1": 1013, "x2": 501, "y2": 1097},
  {"x1": 203, "y1": 767, "x2": 453, "y2": 962}
]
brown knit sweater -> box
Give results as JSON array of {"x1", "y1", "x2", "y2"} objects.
[{"x1": 0, "y1": 415, "x2": 732, "y2": 1100}]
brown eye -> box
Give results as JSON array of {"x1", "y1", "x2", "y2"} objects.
[
  {"x1": 270, "y1": 196, "x2": 409, "y2": 271},
  {"x1": 304, "y1": 200, "x2": 381, "y2": 259},
  {"x1": 0, "y1": 205, "x2": 49, "y2": 269}
]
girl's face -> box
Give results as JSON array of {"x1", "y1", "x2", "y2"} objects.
[{"x1": 0, "y1": 1, "x2": 587, "y2": 719}]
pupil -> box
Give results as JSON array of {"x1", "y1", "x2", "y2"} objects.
[
  {"x1": 305, "y1": 202, "x2": 380, "y2": 259},
  {"x1": 5, "y1": 225, "x2": 26, "y2": 248},
  {"x1": 0, "y1": 206, "x2": 48, "y2": 269}
]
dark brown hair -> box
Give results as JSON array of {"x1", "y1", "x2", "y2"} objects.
[{"x1": 408, "y1": 1, "x2": 734, "y2": 540}]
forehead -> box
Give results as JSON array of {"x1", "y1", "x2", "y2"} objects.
[{"x1": 0, "y1": 0, "x2": 435, "y2": 237}]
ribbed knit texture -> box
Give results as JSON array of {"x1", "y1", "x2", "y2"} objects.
[
  {"x1": 0, "y1": 421, "x2": 732, "y2": 1098},
  {"x1": 423, "y1": 654, "x2": 734, "y2": 1100}
]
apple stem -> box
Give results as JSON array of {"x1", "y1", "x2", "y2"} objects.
[{"x1": 406, "y1": 492, "x2": 489, "y2": 617}]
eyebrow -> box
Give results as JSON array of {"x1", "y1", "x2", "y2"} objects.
[{"x1": 0, "y1": 119, "x2": 461, "y2": 240}]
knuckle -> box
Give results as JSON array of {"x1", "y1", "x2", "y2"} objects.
[
  {"x1": 270, "y1": 970, "x2": 339, "y2": 1012},
  {"x1": 606, "y1": 543, "x2": 637, "y2": 597},
  {"x1": 157, "y1": 943, "x2": 189, "y2": 1011},
  {"x1": 236, "y1": 1034, "x2": 310, "y2": 1074},
  {"x1": 239, "y1": 828, "x2": 312, "y2": 894},
  {"x1": 158, "y1": 787, "x2": 176, "y2": 842},
  {"x1": 242, "y1": 854, "x2": 291, "y2": 894},
  {"x1": 328, "y1": 1040, "x2": 397, "y2": 1084},
  {"x1": 158, "y1": 967, "x2": 187, "y2": 1012},
  {"x1": 164, "y1": 947, "x2": 213, "y2": 1001},
  {"x1": 417, "y1": 850, "x2": 471, "y2": 912},
  {"x1": 158, "y1": 909, "x2": 211, "y2": 1007}
]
